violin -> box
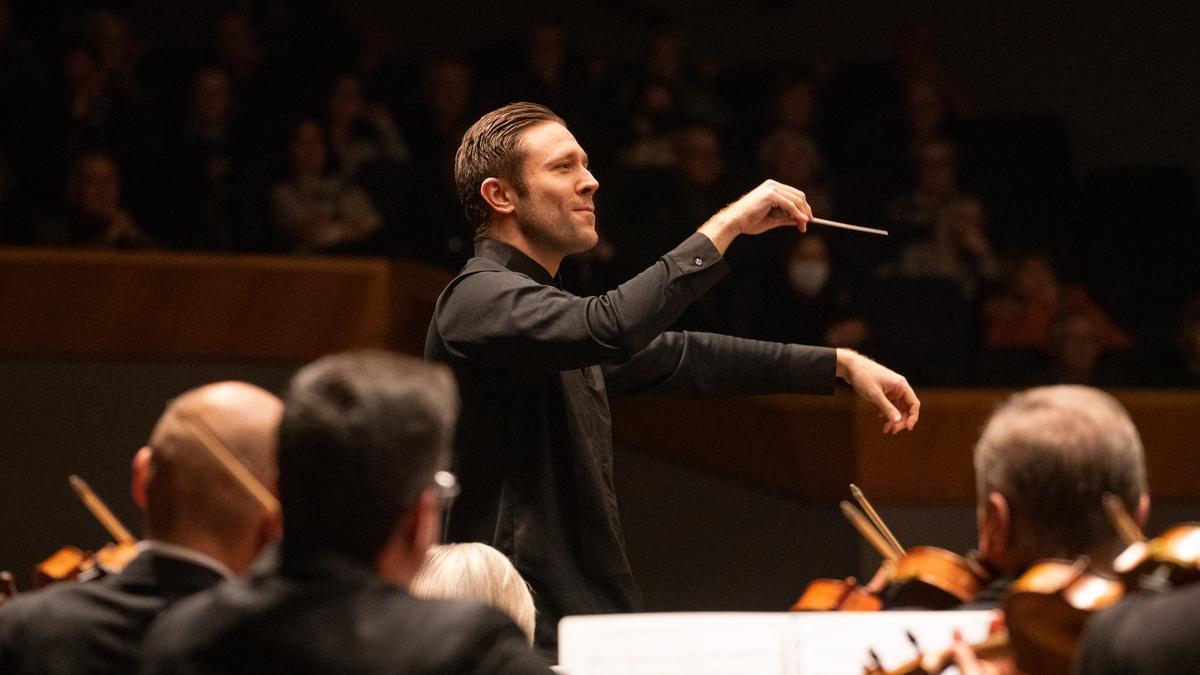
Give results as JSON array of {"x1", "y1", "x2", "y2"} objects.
[
  {"x1": 792, "y1": 576, "x2": 884, "y2": 611},
  {"x1": 32, "y1": 475, "x2": 139, "y2": 587},
  {"x1": 1003, "y1": 557, "x2": 1123, "y2": 675},
  {"x1": 1113, "y1": 523, "x2": 1200, "y2": 591},
  {"x1": 794, "y1": 485, "x2": 989, "y2": 612}
]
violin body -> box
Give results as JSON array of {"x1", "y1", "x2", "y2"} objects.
[
  {"x1": 792, "y1": 577, "x2": 882, "y2": 611},
  {"x1": 1113, "y1": 523, "x2": 1200, "y2": 591},
  {"x1": 881, "y1": 547, "x2": 988, "y2": 610},
  {"x1": 1004, "y1": 559, "x2": 1123, "y2": 675},
  {"x1": 32, "y1": 542, "x2": 139, "y2": 587}
]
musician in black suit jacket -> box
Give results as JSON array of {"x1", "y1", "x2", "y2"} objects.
[
  {"x1": 142, "y1": 351, "x2": 550, "y2": 674},
  {"x1": 0, "y1": 381, "x2": 283, "y2": 675}
]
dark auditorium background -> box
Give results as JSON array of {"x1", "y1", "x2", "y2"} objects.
[{"x1": 2, "y1": 0, "x2": 1200, "y2": 613}]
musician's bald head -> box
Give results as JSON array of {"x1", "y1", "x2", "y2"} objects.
[{"x1": 133, "y1": 381, "x2": 283, "y2": 574}]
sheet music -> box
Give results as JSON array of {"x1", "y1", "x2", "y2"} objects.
[
  {"x1": 559, "y1": 613, "x2": 795, "y2": 675},
  {"x1": 790, "y1": 611, "x2": 997, "y2": 674},
  {"x1": 559, "y1": 610, "x2": 999, "y2": 675}
]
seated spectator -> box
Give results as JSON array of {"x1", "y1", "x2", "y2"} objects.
[
  {"x1": 901, "y1": 77, "x2": 959, "y2": 146},
  {"x1": 325, "y1": 72, "x2": 409, "y2": 182},
  {"x1": 758, "y1": 128, "x2": 834, "y2": 216},
  {"x1": 411, "y1": 543, "x2": 536, "y2": 644},
  {"x1": 33, "y1": 152, "x2": 155, "y2": 248},
  {"x1": 752, "y1": 233, "x2": 864, "y2": 349},
  {"x1": 270, "y1": 119, "x2": 382, "y2": 253},
  {"x1": 166, "y1": 65, "x2": 241, "y2": 249},
  {"x1": 616, "y1": 80, "x2": 682, "y2": 170},
  {"x1": 886, "y1": 138, "x2": 964, "y2": 243},
  {"x1": 983, "y1": 252, "x2": 1132, "y2": 351},
  {"x1": 141, "y1": 351, "x2": 549, "y2": 674},
  {"x1": 1038, "y1": 310, "x2": 1132, "y2": 386},
  {"x1": 890, "y1": 196, "x2": 999, "y2": 302},
  {"x1": 400, "y1": 57, "x2": 478, "y2": 266},
  {"x1": 0, "y1": 382, "x2": 283, "y2": 674}
]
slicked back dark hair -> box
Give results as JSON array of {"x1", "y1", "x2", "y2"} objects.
[
  {"x1": 278, "y1": 350, "x2": 458, "y2": 562},
  {"x1": 454, "y1": 101, "x2": 565, "y2": 238}
]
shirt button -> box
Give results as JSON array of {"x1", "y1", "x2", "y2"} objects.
[{"x1": 694, "y1": 257, "x2": 704, "y2": 266}]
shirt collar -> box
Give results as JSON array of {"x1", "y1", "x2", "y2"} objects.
[
  {"x1": 137, "y1": 540, "x2": 236, "y2": 581},
  {"x1": 474, "y1": 238, "x2": 557, "y2": 286}
]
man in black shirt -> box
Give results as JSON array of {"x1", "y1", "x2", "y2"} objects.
[{"x1": 426, "y1": 102, "x2": 922, "y2": 654}]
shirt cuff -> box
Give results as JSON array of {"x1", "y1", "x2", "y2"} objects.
[{"x1": 663, "y1": 232, "x2": 729, "y2": 278}]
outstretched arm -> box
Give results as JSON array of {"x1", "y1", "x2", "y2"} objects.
[{"x1": 836, "y1": 349, "x2": 921, "y2": 434}]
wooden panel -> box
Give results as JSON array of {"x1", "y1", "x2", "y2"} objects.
[
  {"x1": 0, "y1": 248, "x2": 395, "y2": 362},
  {"x1": 612, "y1": 392, "x2": 857, "y2": 501},
  {"x1": 615, "y1": 389, "x2": 1200, "y2": 503}
]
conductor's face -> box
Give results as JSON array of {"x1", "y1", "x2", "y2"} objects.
[{"x1": 512, "y1": 121, "x2": 600, "y2": 257}]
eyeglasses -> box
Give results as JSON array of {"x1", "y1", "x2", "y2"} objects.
[{"x1": 432, "y1": 470, "x2": 460, "y2": 511}]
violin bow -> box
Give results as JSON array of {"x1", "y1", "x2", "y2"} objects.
[
  {"x1": 850, "y1": 484, "x2": 906, "y2": 559},
  {"x1": 68, "y1": 475, "x2": 137, "y2": 545},
  {"x1": 177, "y1": 413, "x2": 281, "y2": 517},
  {"x1": 1102, "y1": 492, "x2": 1144, "y2": 546},
  {"x1": 841, "y1": 500, "x2": 902, "y2": 562}
]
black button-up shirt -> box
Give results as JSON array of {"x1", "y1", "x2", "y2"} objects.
[{"x1": 425, "y1": 233, "x2": 836, "y2": 651}]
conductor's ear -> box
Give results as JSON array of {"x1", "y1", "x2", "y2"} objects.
[{"x1": 480, "y1": 177, "x2": 517, "y2": 216}]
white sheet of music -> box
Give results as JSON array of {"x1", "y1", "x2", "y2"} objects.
[{"x1": 558, "y1": 610, "x2": 999, "y2": 675}]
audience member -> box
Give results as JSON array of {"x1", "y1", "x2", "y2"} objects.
[
  {"x1": 165, "y1": 65, "x2": 243, "y2": 249},
  {"x1": 33, "y1": 152, "x2": 155, "y2": 248},
  {"x1": 270, "y1": 118, "x2": 382, "y2": 253},
  {"x1": 0, "y1": 382, "x2": 283, "y2": 675},
  {"x1": 141, "y1": 351, "x2": 550, "y2": 674},
  {"x1": 1039, "y1": 310, "x2": 1132, "y2": 386},
  {"x1": 889, "y1": 196, "x2": 999, "y2": 303},
  {"x1": 402, "y1": 56, "x2": 478, "y2": 266},
  {"x1": 751, "y1": 233, "x2": 861, "y2": 348},
  {"x1": 983, "y1": 252, "x2": 1131, "y2": 353},
  {"x1": 886, "y1": 138, "x2": 963, "y2": 243},
  {"x1": 758, "y1": 128, "x2": 833, "y2": 216},
  {"x1": 325, "y1": 72, "x2": 409, "y2": 182},
  {"x1": 412, "y1": 543, "x2": 537, "y2": 644}
]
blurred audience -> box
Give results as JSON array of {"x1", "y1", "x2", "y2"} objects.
[
  {"x1": 0, "y1": 7, "x2": 1185, "y2": 387},
  {"x1": 270, "y1": 118, "x2": 382, "y2": 253}
]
